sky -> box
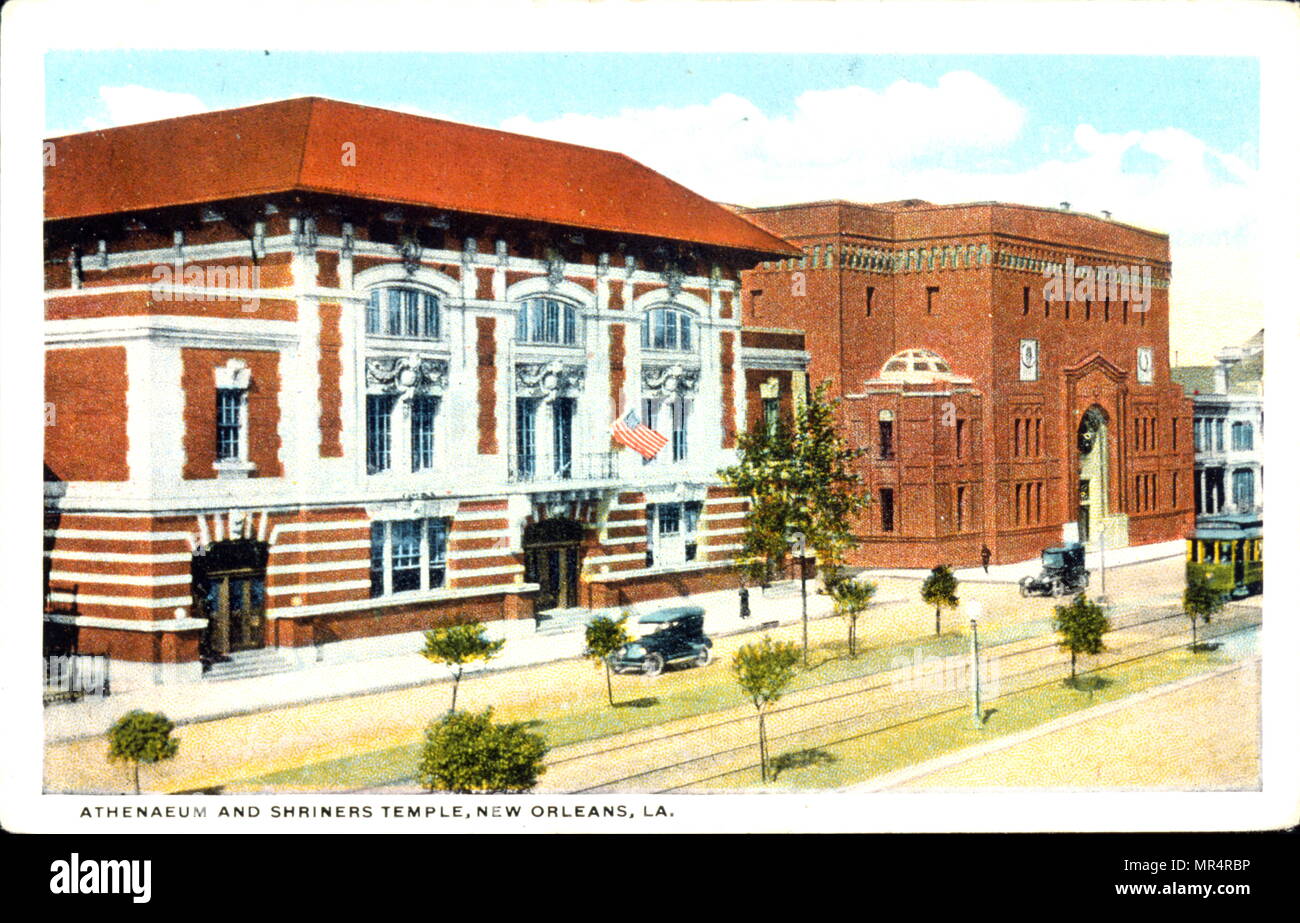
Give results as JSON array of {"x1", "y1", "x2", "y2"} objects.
[{"x1": 45, "y1": 51, "x2": 1263, "y2": 365}]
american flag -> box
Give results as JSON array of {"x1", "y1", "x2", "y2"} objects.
[{"x1": 611, "y1": 409, "x2": 668, "y2": 460}]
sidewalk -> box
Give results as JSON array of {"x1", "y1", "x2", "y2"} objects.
[
  {"x1": 45, "y1": 579, "x2": 907, "y2": 744},
  {"x1": 861, "y1": 539, "x2": 1184, "y2": 584}
]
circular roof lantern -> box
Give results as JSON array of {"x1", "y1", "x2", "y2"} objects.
[{"x1": 878, "y1": 348, "x2": 967, "y2": 384}]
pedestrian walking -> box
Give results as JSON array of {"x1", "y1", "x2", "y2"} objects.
[{"x1": 980, "y1": 544, "x2": 992, "y2": 573}]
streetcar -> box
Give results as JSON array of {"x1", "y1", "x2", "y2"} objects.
[{"x1": 1185, "y1": 513, "x2": 1262, "y2": 599}]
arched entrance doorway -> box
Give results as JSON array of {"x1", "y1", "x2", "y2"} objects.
[
  {"x1": 1076, "y1": 406, "x2": 1109, "y2": 545},
  {"x1": 193, "y1": 539, "x2": 268, "y2": 663},
  {"x1": 523, "y1": 519, "x2": 583, "y2": 612}
]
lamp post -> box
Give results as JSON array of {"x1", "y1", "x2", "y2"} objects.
[{"x1": 967, "y1": 600, "x2": 985, "y2": 728}]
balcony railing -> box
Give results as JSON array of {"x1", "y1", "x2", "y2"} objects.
[{"x1": 508, "y1": 452, "x2": 618, "y2": 484}]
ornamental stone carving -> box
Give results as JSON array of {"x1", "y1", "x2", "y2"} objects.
[
  {"x1": 396, "y1": 234, "x2": 423, "y2": 275},
  {"x1": 664, "y1": 264, "x2": 685, "y2": 299},
  {"x1": 641, "y1": 363, "x2": 699, "y2": 396},
  {"x1": 516, "y1": 360, "x2": 585, "y2": 401},
  {"x1": 366, "y1": 356, "x2": 449, "y2": 393},
  {"x1": 546, "y1": 257, "x2": 566, "y2": 289}
]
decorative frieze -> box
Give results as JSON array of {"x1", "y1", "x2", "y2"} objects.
[
  {"x1": 642, "y1": 363, "x2": 699, "y2": 396},
  {"x1": 515, "y1": 360, "x2": 585, "y2": 400},
  {"x1": 365, "y1": 355, "x2": 449, "y2": 393}
]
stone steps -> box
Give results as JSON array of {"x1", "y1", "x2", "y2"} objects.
[{"x1": 203, "y1": 649, "x2": 295, "y2": 682}]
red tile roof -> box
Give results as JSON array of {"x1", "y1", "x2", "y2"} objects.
[{"x1": 45, "y1": 97, "x2": 796, "y2": 256}]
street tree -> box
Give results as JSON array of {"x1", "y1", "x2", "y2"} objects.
[
  {"x1": 830, "y1": 577, "x2": 877, "y2": 658},
  {"x1": 920, "y1": 564, "x2": 960, "y2": 636},
  {"x1": 721, "y1": 381, "x2": 870, "y2": 660},
  {"x1": 416, "y1": 708, "x2": 548, "y2": 793},
  {"x1": 731, "y1": 636, "x2": 802, "y2": 783},
  {"x1": 1183, "y1": 569, "x2": 1225, "y2": 650},
  {"x1": 584, "y1": 613, "x2": 632, "y2": 707},
  {"x1": 421, "y1": 622, "x2": 505, "y2": 713},
  {"x1": 1052, "y1": 593, "x2": 1112, "y2": 682},
  {"x1": 107, "y1": 710, "x2": 179, "y2": 794}
]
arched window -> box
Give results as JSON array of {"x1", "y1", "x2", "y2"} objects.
[
  {"x1": 641, "y1": 307, "x2": 695, "y2": 351},
  {"x1": 517, "y1": 298, "x2": 579, "y2": 346},
  {"x1": 366, "y1": 287, "x2": 440, "y2": 339}
]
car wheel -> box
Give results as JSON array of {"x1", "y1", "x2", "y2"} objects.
[
  {"x1": 642, "y1": 653, "x2": 664, "y2": 677},
  {"x1": 1080, "y1": 573, "x2": 1090, "y2": 589},
  {"x1": 1019, "y1": 578, "x2": 1033, "y2": 598},
  {"x1": 1051, "y1": 581, "x2": 1066, "y2": 597},
  {"x1": 695, "y1": 646, "x2": 712, "y2": 667}
]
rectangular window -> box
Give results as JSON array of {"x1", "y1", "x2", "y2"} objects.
[
  {"x1": 411, "y1": 395, "x2": 438, "y2": 472},
  {"x1": 956, "y1": 419, "x2": 966, "y2": 459},
  {"x1": 423, "y1": 293, "x2": 439, "y2": 339},
  {"x1": 659, "y1": 503, "x2": 681, "y2": 535},
  {"x1": 516, "y1": 398, "x2": 537, "y2": 480},
  {"x1": 672, "y1": 398, "x2": 689, "y2": 462},
  {"x1": 1015, "y1": 483, "x2": 1023, "y2": 525},
  {"x1": 1022, "y1": 286, "x2": 1030, "y2": 315},
  {"x1": 366, "y1": 290, "x2": 382, "y2": 334},
  {"x1": 955, "y1": 485, "x2": 966, "y2": 532},
  {"x1": 404, "y1": 290, "x2": 420, "y2": 338},
  {"x1": 879, "y1": 420, "x2": 894, "y2": 459},
  {"x1": 366, "y1": 394, "x2": 396, "y2": 473},
  {"x1": 1232, "y1": 422, "x2": 1254, "y2": 451},
  {"x1": 1172, "y1": 471, "x2": 1179, "y2": 508},
  {"x1": 216, "y1": 389, "x2": 242, "y2": 461},
  {"x1": 1085, "y1": 299, "x2": 1092, "y2": 321},
  {"x1": 1172, "y1": 417, "x2": 1178, "y2": 451},
  {"x1": 1123, "y1": 300, "x2": 1130, "y2": 325},
  {"x1": 684, "y1": 501, "x2": 702, "y2": 562},
  {"x1": 1233, "y1": 469, "x2": 1254, "y2": 510},
  {"x1": 427, "y1": 519, "x2": 449, "y2": 589},
  {"x1": 763, "y1": 397, "x2": 780, "y2": 436},
  {"x1": 1034, "y1": 418, "x2": 1042, "y2": 456},
  {"x1": 926, "y1": 286, "x2": 938, "y2": 315},
  {"x1": 866, "y1": 286, "x2": 874, "y2": 317},
  {"x1": 369, "y1": 522, "x2": 386, "y2": 598},
  {"x1": 553, "y1": 397, "x2": 574, "y2": 477},
  {"x1": 386, "y1": 289, "x2": 403, "y2": 336},
  {"x1": 1215, "y1": 419, "x2": 1225, "y2": 452},
  {"x1": 880, "y1": 488, "x2": 895, "y2": 532},
  {"x1": 390, "y1": 520, "x2": 421, "y2": 593},
  {"x1": 369, "y1": 517, "x2": 451, "y2": 597},
  {"x1": 1013, "y1": 419, "x2": 1021, "y2": 457}
]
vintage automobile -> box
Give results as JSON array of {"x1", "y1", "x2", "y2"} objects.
[
  {"x1": 1019, "y1": 542, "x2": 1090, "y2": 597},
  {"x1": 607, "y1": 606, "x2": 713, "y2": 677}
]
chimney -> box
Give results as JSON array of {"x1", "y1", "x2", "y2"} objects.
[
  {"x1": 1060, "y1": 201, "x2": 1071, "y2": 211},
  {"x1": 1213, "y1": 359, "x2": 1229, "y2": 394}
]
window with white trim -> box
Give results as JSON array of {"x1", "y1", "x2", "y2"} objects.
[
  {"x1": 370, "y1": 517, "x2": 451, "y2": 598},
  {"x1": 645, "y1": 501, "x2": 703, "y2": 567},
  {"x1": 517, "y1": 298, "x2": 579, "y2": 346},
  {"x1": 366, "y1": 394, "x2": 396, "y2": 474},
  {"x1": 411, "y1": 395, "x2": 438, "y2": 472},
  {"x1": 216, "y1": 389, "x2": 243, "y2": 461},
  {"x1": 641, "y1": 307, "x2": 694, "y2": 351},
  {"x1": 367, "y1": 288, "x2": 441, "y2": 339},
  {"x1": 212, "y1": 359, "x2": 254, "y2": 476}
]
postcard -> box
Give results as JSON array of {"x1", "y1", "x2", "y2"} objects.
[{"x1": 2, "y1": 0, "x2": 1297, "y2": 840}]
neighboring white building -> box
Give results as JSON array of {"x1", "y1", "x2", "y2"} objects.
[{"x1": 1173, "y1": 331, "x2": 1263, "y2": 517}]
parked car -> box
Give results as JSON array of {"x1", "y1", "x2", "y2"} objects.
[
  {"x1": 607, "y1": 606, "x2": 713, "y2": 676},
  {"x1": 1019, "y1": 542, "x2": 1090, "y2": 597}
]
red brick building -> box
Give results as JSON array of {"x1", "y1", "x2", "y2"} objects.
[
  {"x1": 738, "y1": 200, "x2": 1194, "y2": 568},
  {"x1": 43, "y1": 98, "x2": 804, "y2": 684}
]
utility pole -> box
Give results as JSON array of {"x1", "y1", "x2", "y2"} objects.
[
  {"x1": 970, "y1": 617, "x2": 984, "y2": 728},
  {"x1": 1099, "y1": 528, "x2": 1107, "y2": 603}
]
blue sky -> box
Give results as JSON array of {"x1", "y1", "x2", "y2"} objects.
[{"x1": 45, "y1": 51, "x2": 1262, "y2": 362}]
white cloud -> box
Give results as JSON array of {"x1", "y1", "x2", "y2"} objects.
[
  {"x1": 500, "y1": 74, "x2": 1259, "y2": 362},
  {"x1": 82, "y1": 85, "x2": 208, "y2": 130}
]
